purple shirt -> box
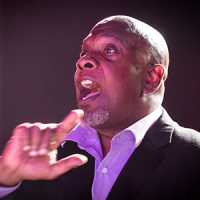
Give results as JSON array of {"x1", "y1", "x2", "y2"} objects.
[{"x1": 63, "y1": 107, "x2": 163, "y2": 200}]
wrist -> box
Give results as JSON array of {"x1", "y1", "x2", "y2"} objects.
[{"x1": 0, "y1": 160, "x2": 21, "y2": 187}]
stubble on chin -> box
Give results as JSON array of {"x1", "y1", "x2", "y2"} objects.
[{"x1": 80, "y1": 108, "x2": 109, "y2": 127}]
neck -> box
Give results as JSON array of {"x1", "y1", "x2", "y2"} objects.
[
  {"x1": 98, "y1": 130, "x2": 118, "y2": 157},
  {"x1": 94, "y1": 105, "x2": 161, "y2": 156},
  {"x1": 95, "y1": 114, "x2": 141, "y2": 157}
]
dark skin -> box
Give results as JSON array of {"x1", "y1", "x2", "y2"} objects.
[
  {"x1": 75, "y1": 20, "x2": 165, "y2": 156},
  {"x1": 0, "y1": 16, "x2": 168, "y2": 186},
  {"x1": 0, "y1": 110, "x2": 87, "y2": 187}
]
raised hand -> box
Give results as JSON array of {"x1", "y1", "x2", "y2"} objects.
[{"x1": 0, "y1": 109, "x2": 87, "y2": 187}]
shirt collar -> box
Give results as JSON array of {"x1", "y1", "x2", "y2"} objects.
[
  {"x1": 62, "y1": 123, "x2": 99, "y2": 148},
  {"x1": 62, "y1": 106, "x2": 163, "y2": 149},
  {"x1": 120, "y1": 106, "x2": 163, "y2": 148}
]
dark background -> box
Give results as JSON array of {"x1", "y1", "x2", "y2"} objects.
[{"x1": 0, "y1": 0, "x2": 199, "y2": 153}]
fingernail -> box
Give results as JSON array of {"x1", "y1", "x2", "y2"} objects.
[
  {"x1": 72, "y1": 109, "x2": 84, "y2": 124},
  {"x1": 78, "y1": 156, "x2": 88, "y2": 165},
  {"x1": 50, "y1": 141, "x2": 56, "y2": 145},
  {"x1": 72, "y1": 109, "x2": 84, "y2": 115},
  {"x1": 38, "y1": 149, "x2": 47, "y2": 155},
  {"x1": 23, "y1": 145, "x2": 31, "y2": 151},
  {"x1": 29, "y1": 150, "x2": 38, "y2": 157}
]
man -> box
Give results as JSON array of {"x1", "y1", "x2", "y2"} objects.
[{"x1": 0, "y1": 15, "x2": 200, "y2": 200}]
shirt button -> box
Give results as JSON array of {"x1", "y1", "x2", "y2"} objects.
[{"x1": 102, "y1": 168, "x2": 108, "y2": 173}]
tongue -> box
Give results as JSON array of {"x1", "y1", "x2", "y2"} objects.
[{"x1": 83, "y1": 91, "x2": 101, "y2": 100}]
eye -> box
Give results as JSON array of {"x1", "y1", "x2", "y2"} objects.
[
  {"x1": 103, "y1": 45, "x2": 119, "y2": 55},
  {"x1": 80, "y1": 51, "x2": 86, "y2": 57},
  {"x1": 104, "y1": 47, "x2": 115, "y2": 54}
]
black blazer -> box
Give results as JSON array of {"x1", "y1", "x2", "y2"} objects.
[{"x1": 2, "y1": 111, "x2": 200, "y2": 200}]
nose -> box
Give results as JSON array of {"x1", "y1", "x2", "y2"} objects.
[{"x1": 76, "y1": 55, "x2": 98, "y2": 70}]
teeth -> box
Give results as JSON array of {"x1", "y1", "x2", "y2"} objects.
[
  {"x1": 81, "y1": 80, "x2": 92, "y2": 85},
  {"x1": 81, "y1": 80, "x2": 96, "y2": 89}
]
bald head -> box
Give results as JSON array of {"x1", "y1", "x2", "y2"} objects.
[{"x1": 91, "y1": 15, "x2": 169, "y2": 81}]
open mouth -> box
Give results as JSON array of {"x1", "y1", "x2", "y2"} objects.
[{"x1": 80, "y1": 80, "x2": 101, "y2": 101}]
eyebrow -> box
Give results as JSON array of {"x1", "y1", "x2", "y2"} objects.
[
  {"x1": 81, "y1": 33, "x2": 124, "y2": 51},
  {"x1": 98, "y1": 33, "x2": 121, "y2": 42}
]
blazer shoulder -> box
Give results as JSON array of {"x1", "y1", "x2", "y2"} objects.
[
  {"x1": 147, "y1": 110, "x2": 200, "y2": 154},
  {"x1": 173, "y1": 122, "x2": 200, "y2": 149},
  {"x1": 155, "y1": 113, "x2": 200, "y2": 165}
]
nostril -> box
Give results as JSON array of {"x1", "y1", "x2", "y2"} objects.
[
  {"x1": 78, "y1": 64, "x2": 83, "y2": 70},
  {"x1": 84, "y1": 63, "x2": 93, "y2": 68}
]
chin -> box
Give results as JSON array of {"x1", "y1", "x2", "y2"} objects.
[{"x1": 80, "y1": 108, "x2": 109, "y2": 127}]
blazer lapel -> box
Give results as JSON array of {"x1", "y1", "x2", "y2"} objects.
[
  {"x1": 58, "y1": 141, "x2": 95, "y2": 200},
  {"x1": 107, "y1": 110, "x2": 174, "y2": 200}
]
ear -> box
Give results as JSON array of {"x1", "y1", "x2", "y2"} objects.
[{"x1": 143, "y1": 65, "x2": 165, "y2": 94}]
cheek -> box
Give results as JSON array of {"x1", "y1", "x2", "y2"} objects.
[
  {"x1": 112, "y1": 73, "x2": 141, "y2": 102},
  {"x1": 102, "y1": 61, "x2": 141, "y2": 99}
]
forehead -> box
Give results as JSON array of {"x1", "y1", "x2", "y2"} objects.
[{"x1": 82, "y1": 23, "x2": 133, "y2": 48}]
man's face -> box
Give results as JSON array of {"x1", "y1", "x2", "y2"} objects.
[{"x1": 74, "y1": 23, "x2": 145, "y2": 130}]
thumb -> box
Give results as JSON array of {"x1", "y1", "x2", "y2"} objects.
[
  {"x1": 51, "y1": 109, "x2": 84, "y2": 150},
  {"x1": 47, "y1": 154, "x2": 88, "y2": 180}
]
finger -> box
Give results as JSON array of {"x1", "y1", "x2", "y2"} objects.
[
  {"x1": 2, "y1": 123, "x2": 31, "y2": 167},
  {"x1": 14, "y1": 123, "x2": 31, "y2": 152},
  {"x1": 47, "y1": 154, "x2": 88, "y2": 180},
  {"x1": 46, "y1": 123, "x2": 59, "y2": 148},
  {"x1": 38, "y1": 127, "x2": 53, "y2": 155},
  {"x1": 51, "y1": 109, "x2": 84, "y2": 149},
  {"x1": 29, "y1": 123, "x2": 43, "y2": 157}
]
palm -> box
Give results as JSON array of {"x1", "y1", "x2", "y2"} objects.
[
  {"x1": 0, "y1": 110, "x2": 87, "y2": 187},
  {"x1": 17, "y1": 153, "x2": 55, "y2": 180}
]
